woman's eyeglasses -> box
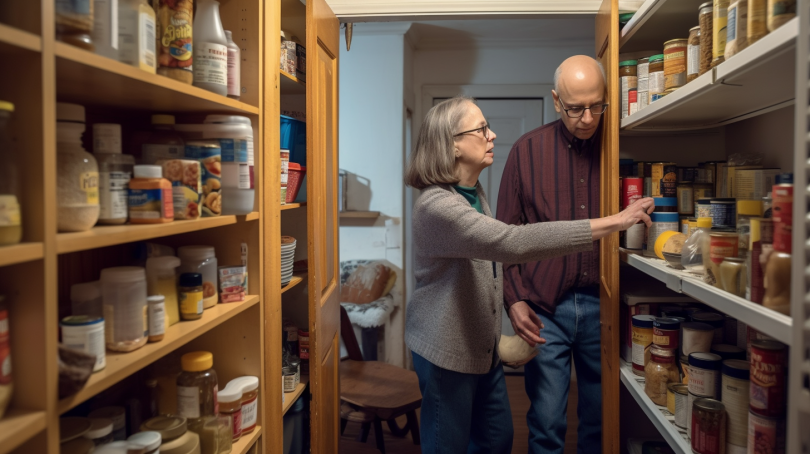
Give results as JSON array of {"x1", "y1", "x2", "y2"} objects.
[
  {"x1": 558, "y1": 98, "x2": 608, "y2": 118},
  {"x1": 454, "y1": 123, "x2": 490, "y2": 139}
]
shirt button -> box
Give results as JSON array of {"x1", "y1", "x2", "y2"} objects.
[
  {"x1": 581, "y1": 205, "x2": 585, "y2": 209},
  {"x1": 487, "y1": 349, "x2": 492, "y2": 354},
  {"x1": 584, "y1": 272, "x2": 588, "y2": 276},
  {"x1": 568, "y1": 145, "x2": 571, "y2": 149},
  {"x1": 581, "y1": 179, "x2": 585, "y2": 183}
]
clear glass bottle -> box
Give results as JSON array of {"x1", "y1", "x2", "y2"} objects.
[
  {"x1": 193, "y1": 0, "x2": 229, "y2": 96},
  {"x1": 0, "y1": 101, "x2": 22, "y2": 246},
  {"x1": 142, "y1": 115, "x2": 185, "y2": 164},
  {"x1": 682, "y1": 217, "x2": 712, "y2": 273},
  {"x1": 93, "y1": 124, "x2": 135, "y2": 225},
  {"x1": 177, "y1": 351, "x2": 218, "y2": 420},
  {"x1": 57, "y1": 103, "x2": 100, "y2": 232}
]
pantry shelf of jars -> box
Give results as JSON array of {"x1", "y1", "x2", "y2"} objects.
[
  {"x1": 598, "y1": 0, "x2": 804, "y2": 453},
  {"x1": 0, "y1": 0, "x2": 308, "y2": 452}
]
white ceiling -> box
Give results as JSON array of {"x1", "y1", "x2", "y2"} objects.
[{"x1": 408, "y1": 18, "x2": 597, "y2": 49}]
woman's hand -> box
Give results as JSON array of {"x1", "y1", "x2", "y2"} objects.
[
  {"x1": 617, "y1": 197, "x2": 655, "y2": 230},
  {"x1": 507, "y1": 301, "x2": 546, "y2": 347}
]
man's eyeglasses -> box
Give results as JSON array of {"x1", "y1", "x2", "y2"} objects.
[
  {"x1": 558, "y1": 98, "x2": 609, "y2": 118},
  {"x1": 454, "y1": 123, "x2": 491, "y2": 139}
]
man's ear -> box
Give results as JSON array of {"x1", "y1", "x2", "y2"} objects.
[{"x1": 551, "y1": 90, "x2": 562, "y2": 113}]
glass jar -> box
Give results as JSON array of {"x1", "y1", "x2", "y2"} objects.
[
  {"x1": 217, "y1": 416, "x2": 233, "y2": 454},
  {"x1": 0, "y1": 101, "x2": 22, "y2": 246},
  {"x1": 226, "y1": 376, "x2": 259, "y2": 435},
  {"x1": 687, "y1": 26, "x2": 701, "y2": 82},
  {"x1": 101, "y1": 266, "x2": 148, "y2": 352},
  {"x1": 736, "y1": 200, "x2": 763, "y2": 258},
  {"x1": 632, "y1": 315, "x2": 655, "y2": 376},
  {"x1": 645, "y1": 346, "x2": 680, "y2": 406},
  {"x1": 146, "y1": 256, "x2": 181, "y2": 326},
  {"x1": 749, "y1": 0, "x2": 768, "y2": 44},
  {"x1": 178, "y1": 246, "x2": 219, "y2": 308},
  {"x1": 218, "y1": 385, "x2": 243, "y2": 441},
  {"x1": 619, "y1": 60, "x2": 638, "y2": 119},
  {"x1": 648, "y1": 54, "x2": 665, "y2": 100},
  {"x1": 699, "y1": 2, "x2": 714, "y2": 75},
  {"x1": 178, "y1": 273, "x2": 204, "y2": 321},
  {"x1": 187, "y1": 416, "x2": 219, "y2": 454},
  {"x1": 177, "y1": 351, "x2": 218, "y2": 420},
  {"x1": 57, "y1": 103, "x2": 100, "y2": 232},
  {"x1": 142, "y1": 115, "x2": 186, "y2": 164},
  {"x1": 682, "y1": 217, "x2": 712, "y2": 273},
  {"x1": 56, "y1": 0, "x2": 95, "y2": 50},
  {"x1": 283, "y1": 365, "x2": 296, "y2": 392},
  {"x1": 93, "y1": 124, "x2": 134, "y2": 225},
  {"x1": 712, "y1": 0, "x2": 730, "y2": 68}
]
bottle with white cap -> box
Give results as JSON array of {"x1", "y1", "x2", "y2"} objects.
[
  {"x1": 93, "y1": 123, "x2": 135, "y2": 225},
  {"x1": 57, "y1": 103, "x2": 100, "y2": 232}
]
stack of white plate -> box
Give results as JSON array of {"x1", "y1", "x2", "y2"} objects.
[{"x1": 281, "y1": 236, "x2": 296, "y2": 286}]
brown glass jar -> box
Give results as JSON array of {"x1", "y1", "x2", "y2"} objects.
[
  {"x1": 699, "y1": 2, "x2": 714, "y2": 75},
  {"x1": 178, "y1": 273, "x2": 204, "y2": 321}
]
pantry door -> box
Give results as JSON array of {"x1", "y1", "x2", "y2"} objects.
[
  {"x1": 306, "y1": 0, "x2": 341, "y2": 452},
  {"x1": 595, "y1": 0, "x2": 621, "y2": 453}
]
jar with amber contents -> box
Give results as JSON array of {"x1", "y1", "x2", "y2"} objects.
[
  {"x1": 699, "y1": 3, "x2": 714, "y2": 75},
  {"x1": 687, "y1": 26, "x2": 701, "y2": 82},
  {"x1": 711, "y1": 0, "x2": 730, "y2": 68},
  {"x1": 645, "y1": 346, "x2": 681, "y2": 406}
]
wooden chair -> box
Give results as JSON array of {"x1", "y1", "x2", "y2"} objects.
[{"x1": 339, "y1": 305, "x2": 422, "y2": 454}]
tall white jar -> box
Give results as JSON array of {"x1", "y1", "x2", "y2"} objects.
[
  {"x1": 193, "y1": 0, "x2": 228, "y2": 95},
  {"x1": 57, "y1": 103, "x2": 100, "y2": 232},
  {"x1": 178, "y1": 246, "x2": 218, "y2": 308},
  {"x1": 101, "y1": 266, "x2": 148, "y2": 352}
]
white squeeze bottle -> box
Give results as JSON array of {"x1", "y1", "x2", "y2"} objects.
[
  {"x1": 193, "y1": 0, "x2": 228, "y2": 96},
  {"x1": 118, "y1": 0, "x2": 157, "y2": 73}
]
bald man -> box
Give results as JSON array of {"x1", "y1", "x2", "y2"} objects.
[{"x1": 496, "y1": 55, "x2": 607, "y2": 454}]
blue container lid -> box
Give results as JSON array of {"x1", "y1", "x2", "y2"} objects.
[
  {"x1": 689, "y1": 352, "x2": 723, "y2": 370},
  {"x1": 655, "y1": 197, "x2": 677, "y2": 207},
  {"x1": 651, "y1": 212, "x2": 679, "y2": 222},
  {"x1": 721, "y1": 359, "x2": 750, "y2": 380},
  {"x1": 776, "y1": 173, "x2": 793, "y2": 184},
  {"x1": 632, "y1": 314, "x2": 656, "y2": 328},
  {"x1": 653, "y1": 317, "x2": 680, "y2": 330}
]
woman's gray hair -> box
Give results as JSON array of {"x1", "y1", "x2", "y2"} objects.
[{"x1": 405, "y1": 95, "x2": 474, "y2": 189}]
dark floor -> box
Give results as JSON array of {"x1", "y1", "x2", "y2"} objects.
[{"x1": 339, "y1": 374, "x2": 579, "y2": 454}]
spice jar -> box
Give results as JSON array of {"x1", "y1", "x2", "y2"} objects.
[
  {"x1": 56, "y1": 0, "x2": 95, "y2": 50},
  {"x1": 648, "y1": 54, "x2": 665, "y2": 100},
  {"x1": 178, "y1": 273, "x2": 204, "y2": 321},
  {"x1": 147, "y1": 295, "x2": 166, "y2": 342},
  {"x1": 645, "y1": 346, "x2": 680, "y2": 405},
  {"x1": 631, "y1": 315, "x2": 655, "y2": 376},
  {"x1": 127, "y1": 432, "x2": 162, "y2": 454},
  {"x1": 177, "y1": 351, "x2": 218, "y2": 420},
  {"x1": 619, "y1": 60, "x2": 638, "y2": 119},
  {"x1": 178, "y1": 246, "x2": 219, "y2": 309},
  {"x1": 691, "y1": 398, "x2": 726, "y2": 454},
  {"x1": 748, "y1": 0, "x2": 768, "y2": 43},
  {"x1": 128, "y1": 165, "x2": 174, "y2": 224},
  {"x1": 699, "y1": 3, "x2": 714, "y2": 75},
  {"x1": 767, "y1": 0, "x2": 796, "y2": 31},
  {"x1": 687, "y1": 26, "x2": 701, "y2": 82},
  {"x1": 57, "y1": 103, "x2": 100, "y2": 232},
  {"x1": 101, "y1": 266, "x2": 148, "y2": 352},
  {"x1": 0, "y1": 101, "x2": 22, "y2": 246},
  {"x1": 663, "y1": 39, "x2": 687, "y2": 90},
  {"x1": 226, "y1": 376, "x2": 259, "y2": 435},
  {"x1": 712, "y1": 0, "x2": 730, "y2": 68},
  {"x1": 146, "y1": 256, "x2": 181, "y2": 326},
  {"x1": 218, "y1": 385, "x2": 243, "y2": 441},
  {"x1": 84, "y1": 418, "x2": 114, "y2": 445}
]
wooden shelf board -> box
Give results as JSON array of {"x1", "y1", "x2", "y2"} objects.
[
  {"x1": 280, "y1": 70, "x2": 306, "y2": 95},
  {"x1": 56, "y1": 214, "x2": 259, "y2": 254},
  {"x1": 0, "y1": 409, "x2": 46, "y2": 454},
  {"x1": 282, "y1": 375, "x2": 309, "y2": 416},
  {"x1": 55, "y1": 42, "x2": 260, "y2": 114},
  {"x1": 620, "y1": 18, "x2": 797, "y2": 131},
  {"x1": 281, "y1": 202, "x2": 307, "y2": 210},
  {"x1": 58, "y1": 296, "x2": 260, "y2": 414},
  {"x1": 232, "y1": 425, "x2": 262, "y2": 454},
  {"x1": 281, "y1": 273, "x2": 306, "y2": 294},
  {"x1": 0, "y1": 23, "x2": 41, "y2": 53},
  {"x1": 619, "y1": 0, "x2": 704, "y2": 53},
  {"x1": 620, "y1": 249, "x2": 792, "y2": 345},
  {"x1": 245, "y1": 211, "x2": 260, "y2": 221},
  {"x1": 339, "y1": 211, "x2": 380, "y2": 219},
  {"x1": 0, "y1": 242, "x2": 43, "y2": 267}
]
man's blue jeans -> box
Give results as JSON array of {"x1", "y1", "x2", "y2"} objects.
[
  {"x1": 412, "y1": 351, "x2": 513, "y2": 454},
  {"x1": 525, "y1": 286, "x2": 602, "y2": 454}
]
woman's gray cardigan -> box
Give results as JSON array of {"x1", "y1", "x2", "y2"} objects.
[{"x1": 405, "y1": 184, "x2": 594, "y2": 374}]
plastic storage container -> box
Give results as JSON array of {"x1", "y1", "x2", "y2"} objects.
[
  {"x1": 192, "y1": 0, "x2": 228, "y2": 95},
  {"x1": 71, "y1": 280, "x2": 103, "y2": 318},
  {"x1": 0, "y1": 101, "x2": 22, "y2": 245},
  {"x1": 60, "y1": 315, "x2": 106, "y2": 372},
  {"x1": 118, "y1": 0, "x2": 157, "y2": 73},
  {"x1": 127, "y1": 431, "x2": 162, "y2": 454},
  {"x1": 146, "y1": 256, "x2": 181, "y2": 326},
  {"x1": 88, "y1": 406, "x2": 127, "y2": 441},
  {"x1": 101, "y1": 266, "x2": 148, "y2": 352},
  {"x1": 94, "y1": 124, "x2": 135, "y2": 225},
  {"x1": 128, "y1": 165, "x2": 174, "y2": 224},
  {"x1": 280, "y1": 115, "x2": 306, "y2": 165},
  {"x1": 218, "y1": 385, "x2": 243, "y2": 441},
  {"x1": 177, "y1": 351, "x2": 219, "y2": 419},
  {"x1": 84, "y1": 418, "x2": 114, "y2": 445},
  {"x1": 286, "y1": 163, "x2": 306, "y2": 203},
  {"x1": 143, "y1": 115, "x2": 186, "y2": 165},
  {"x1": 57, "y1": 103, "x2": 100, "y2": 232},
  {"x1": 226, "y1": 376, "x2": 259, "y2": 435},
  {"x1": 178, "y1": 246, "x2": 219, "y2": 308}
]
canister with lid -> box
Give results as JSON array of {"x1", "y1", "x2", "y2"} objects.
[
  {"x1": 643, "y1": 212, "x2": 679, "y2": 258},
  {"x1": 631, "y1": 314, "x2": 655, "y2": 376},
  {"x1": 691, "y1": 311, "x2": 725, "y2": 344},
  {"x1": 672, "y1": 383, "x2": 689, "y2": 428},
  {"x1": 178, "y1": 273, "x2": 204, "y2": 321},
  {"x1": 146, "y1": 256, "x2": 182, "y2": 326},
  {"x1": 60, "y1": 315, "x2": 106, "y2": 372},
  {"x1": 712, "y1": 0, "x2": 731, "y2": 68},
  {"x1": 619, "y1": 60, "x2": 638, "y2": 119},
  {"x1": 711, "y1": 198, "x2": 737, "y2": 227},
  {"x1": 749, "y1": 339, "x2": 787, "y2": 417},
  {"x1": 101, "y1": 266, "x2": 148, "y2": 352},
  {"x1": 178, "y1": 246, "x2": 219, "y2": 308},
  {"x1": 84, "y1": 418, "x2": 115, "y2": 445},
  {"x1": 226, "y1": 376, "x2": 259, "y2": 434},
  {"x1": 651, "y1": 162, "x2": 677, "y2": 198},
  {"x1": 648, "y1": 54, "x2": 665, "y2": 99},
  {"x1": 218, "y1": 384, "x2": 243, "y2": 441},
  {"x1": 141, "y1": 415, "x2": 202, "y2": 454},
  {"x1": 645, "y1": 346, "x2": 680, "y2": 405},
  {"x1": 721, "y1": 359, "x2": 750, "y2": 451},
  {"x1": 682, "y1": 322, "x2": 715, "y2": 356},
  {"x1": 127, "y1": 432, "x2": 162, "y2": 454},
  {"x1": 689, "y1": 352, "x2": 723, "y2": 399},
  {"x1": 663, "y1": 39, "x2": 687, "y2": 90},
  {"x1": 711, "y1": 344, "x2": 746, "y2": 361},
  {"x1": 653, "y1": 197, "x2": 677, "y2": 213},
  {"x1": 88, "y1": 406, "x2": 126, "y2": 441},
  {"x1": 699, "y1": 3, "x2": 714, "y2": 75},
  {"x1": 653, "y1": 317, "x2": 680, "y2": 349}
]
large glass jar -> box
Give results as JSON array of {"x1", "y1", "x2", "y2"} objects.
[
  {"x1": 55, "y1": 0, "x2": 95, "y2": 50},
  {"x1": 645, "y1": 346, "x2": 681, "y2": 405},
  {"x1": 101, "y1": 267, "x2": 148, "y2": 352},
  {"x1": 57, "y1": 103, "x2": 100, "y2": 232},
  {"x1": 0, "y1": 101, "x2": 22, "y2": 246},
  {"x1": 177, "y1": 351, "x2": 218, "y2": 420},
  {"x1": 178, "y1": 246, "x2": 218, "y2": 308}
]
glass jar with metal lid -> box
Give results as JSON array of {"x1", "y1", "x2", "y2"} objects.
[
  {"x1": 699, "y1": 3, "x2": 714, "y2": 75},
  {"x1": 645, "y1": 346, "x2": 680, "y2": 405},
  {"x1": 711, "y1": 0, "x2": 730, "y2": 68},
  {"x1": 663, "y1": 38, "x2": 688, "y2": 90},
  {"x1": 690, "y1": 398, "x2": 726, "y2": 454}
]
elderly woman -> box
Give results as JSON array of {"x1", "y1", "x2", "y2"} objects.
[{"x1": 404, "y1": 96, "x2": 653, "y2": 454}]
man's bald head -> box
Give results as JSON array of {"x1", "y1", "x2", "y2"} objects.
[{"x1": 553, "y1": 55, "x2": 606, "y2": 95}]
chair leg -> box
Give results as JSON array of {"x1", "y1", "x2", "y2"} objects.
[
  {"x1": 406, "y1": 410, "x2": 421, "y2": 446},
  {"x1": 373, "y1": 419, "x2": 386, "y2": 454},
  {"x1": 340, "y1": 418, "x2": 348, "y2": 436},
  {"x1": 386, "y1": 418, "x2": 409, "y2": 438},
  {"x1": 356, "y1": 422, "x2": 371, "y2": 443}
]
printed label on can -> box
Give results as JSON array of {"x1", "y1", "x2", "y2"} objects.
[
  {"x1": 80, "y1": 171, "x2": 100, "y2": 205},
  {"x1": 750, "y1": 343, "x2": 786, "y2": 416},
  {"x1": 747, "y1": 412, "x2": 785, "y2": 454},
  {"x1": 632, "y1": 327, "x2": 653, "y2": 371},
  {"x1": 179, "y1": 290, "x2": 204, "y2": 317},
  {"x1": 689, "y1": 367, "x2": 720, "y2": 399},
  {"x1": 128, "y1": 188, "x2": 173, "y2": 219},
  {"x1": 653, "y1": 327, "x2": 679, "y2": 349}
]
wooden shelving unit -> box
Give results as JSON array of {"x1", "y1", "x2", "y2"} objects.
[
  {"x1": 0, "y1": 23, "x2": 42, "y2": 53},
  {"x1": 0, "y1": 409, "x2": 47, "y2": 454},
  {"x1": 281, "y1": 274, "x2": 306, "y2": 294},
  {"x1": 0, "y1": 243, "x2": 43, "y2": 267},
  {"x1": 233, "y1": 426, "x2": 263, "y2": 454},
  {"x1": 281, "y1": 201, "x2": 307, "y2": 210},
  {"x1": 282, "y1": 375, "x2": 310, "y2": 416},
  {"x1": 280, "y1": 70, "x2": 306, "y2": 95}
]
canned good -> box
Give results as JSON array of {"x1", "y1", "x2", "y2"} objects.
[
  {"x1": 747, "y1": 411, "x2": 786, "y2": 454},
  {"x1": 631, "y1": 314, "x2": 656, "y2": 376},
  {"x1": 667, "y1": 382, "x2": 679, "y2": 414},
  {"x1": 620, "y1": 60, "x2": 638, "y2": 119},
  {"x1": 691, "y1": 398, "x2": 726, "y2": 454},
  {"x1": 673, "y1": 383, "x2": 689, "y2": 428},
  {"x1": 644, "y1": 212, "x2": 679, "y2": 257},
  {"x1": 689, "y1": 352, "x2": 722, "y2": 398},
  {"x1": 691, "y1": 311, "x2": 725, "y2": 344},
  {"x1": 694, "y1": 182, "x2": 714, "y2": 200},
  {"x1": 663, "y1": 38, "x2": 688, "y2": 89},
  {"x1": 60, "y1": 315, "x2": 106, "y2": 372},
  {"x1": 750, "y1": 340, "x2": 787, "y2": 417},
  {"x1": 771, "y1": 184, "x2": 792, "y2": 253},
  {"x1": 651, "y1": 162, "x2": 678, "y2": 197},
  {"x1": 696, "y1": 198, "x2": 713, "y2": 218},
  {"x1": 653, "y1": 317, "x2": 680, "y2": 349},
  {"x1": 626, "y1": 223, "x2": 645, "y2": 250},
  {"x1": 622, "y1": 177, "x2": 643, "y2": 209},
  {"x1": 677, "y1": 182, "x2": 694, "y2": 214},
  {"x1": 722, "y1": 359, "x2": 750, "y2": 450},
  {"x1": 648, "y1": 54, "x2": 665, "y2": 100},
  {"x1": 710, "y1": 198, "x2": 737, "y2": 227}
]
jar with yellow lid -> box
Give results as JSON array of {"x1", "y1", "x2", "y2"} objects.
[
  {"x1": 736, "y1": 200, "x2": 763, "y2": 258},
  {"x1": 177, "y1": 351, "x2": 218, "y2": 421},
  {"x1": 0, "y1": 101, "x2": 21, "y2": 246}
]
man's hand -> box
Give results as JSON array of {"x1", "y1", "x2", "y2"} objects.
[{"x1": 507, "y1": 300, "x2": 546, "y2": 347}]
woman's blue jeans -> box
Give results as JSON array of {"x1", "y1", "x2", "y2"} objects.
[{"x1": 412, "y1": 351, "x2": 514, "y2": 454}]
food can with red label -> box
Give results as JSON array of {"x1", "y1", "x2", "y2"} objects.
[
  {"x1": 771, "y1": 184, "x2": 792, "y2": 253},
  {"x1": 622, "y1": 177, "x2": 643, "y2": 209},
  {"x1": 691, "y1": 398, "x2": 726, "y2": 454},
  {"x1": 652, "y1": 162, "x2": 678, "y2": 198},
  {"x1": 747, "y1": 411, "x2": 785, "y2": 454},
  {"x1": 749, "y1": 340, "x2": 787, "y2": 417}
]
